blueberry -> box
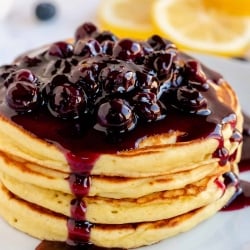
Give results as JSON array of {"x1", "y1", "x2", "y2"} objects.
[
  {"x1": 144, "y1": 51, "x2": 176, "y2": 79},
  {"x1": 99, "y1": 63, "x2": 136, "y2": 94},
  {"x1": 176, "y1": 85, "x2": 210, "y2": 115},
  {"x1": 185, "y1": 60, "x2": 209, "y2": 90},
  {"x1": 101, "y1": 40, "x2": 115, "y2": 55},
  {"x1": 47, "y1": 83, "x2": 87, "y2": 119},
  {"x1": 42, "y1": 74, "x2": 69, "y2": 98},
  {"x1": 47, "y1": 42, "x2": 73, "y2": 59},
  {"x1": 96, "y1": 98, "x2": 136, "y2": 133},
  {"x1": 74, "y1": 39, "x2": 102, "y2": 57},
  {"x1": 6, "y1": 81, "x2": 40, "y2": 112},
  {"x1": 14, "y1": 69, "x2": 37, "y2": 83},
  {"x1": 94, "y1": 31, "x2": 118, "y2": 43},
  {"x1": 136, "y1": 71, "x2": 158, "y2": 93},
  {"x1": 112, "y1": 39, "x2": 143, "y2": 61},
  {"x1": 70, "y1": 62, "x2": 101, "y2": 97},
  {"x1": 75, "y1": 22, "x2": 98, "y2": 41},
  {"x1": 147, "y1": 35, "x2": 176, "y2": 51},
  {"x1": 133, "y1": 92, "x2": 165, "y2": 122},
  {"x1": 35, "y1": 2, "x2": 56, "y2": 21}
]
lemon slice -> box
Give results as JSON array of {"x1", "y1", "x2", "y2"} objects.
[
  {"x1": 152, "y1": 0, "x2": 250, "y2": 56},
  {"x1": 98, "y1": 0, "x2": 155, "y2": 39},
  {"x1": 203, "y1": 0, "x2": 250, "y2": 17}
]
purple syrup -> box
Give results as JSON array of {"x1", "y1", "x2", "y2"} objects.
[
  {"x1": 67, "y1": 174, "x2": 91, "y2": 197},
  {"x1": 214, "y1": 177, "x2": 226, "y2": 191},
  {"x1": 221, "y1": 113, "x2": 250, "y2": 211},
  {"x1": 242, "y1": 112, "x2": 250, "y2": 162},
  {"x1": 67, "y1": 219, "x2": 93, "y2": 245},
  {"x1": 36, "y1": 240, "x2": 125, "y2": 250},
  {"x1": 239, "y1": 160, "x2": 250, "y2": 172},
  {"x1": 70, "y1": 199, "x2": 87, "y2": 221},
  {"x1": 65, "y1": 152, "x2": 99, "y2": 173},
  {"x1": 222, "y1": 179, "x2": 250, "y2": 211},
  {"x1": 212, "y1": 147, "x2": 229, "y2": 166}
]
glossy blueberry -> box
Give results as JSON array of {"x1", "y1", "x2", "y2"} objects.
[
  {"x1": 35, "y1": 2, "x2": 56, "y2": 21},
  {"x1": 94, "y1": 31, "x2": 118, "y2": 43},
  {"x1": 75, "y1": 22, "x2": 98, "y2": 41},
  {"x1": 6, "y1": 81, "x2": 39, "y2": 112},
  {"x1": 160, "y1": 63, "x2": 185, "y2": 93},
  {"x1": 42, "y1": 74, "x2": 69, "y2": 98},
  {"x1": 48, "y1": 83, "x2": 87, "y2": 119},
  {"x1": 73, "y1": 39, "x2": 102, "y2": 57},
  {"x1": 144, "y1": 51, "x2": 176, "y2": 79},
  {"x1": 185, "y1": 60, "x2": 209, "y2": 90},
  {"x1": 139, "y1": 42, "x2": 154, "y2": 55},
  {"x1": 147, "y1": 35, "x2": 176, "y2": 51},
  {"x1": 112, "y1": 39, "x2": 143, "y2": 61},
  {"x1": 97, "y1": 98, "x2": 136, "y2": 132},
  {"x1": 47, "y1": 42, "x2": 73, "y2": 59},
  {"x1": 176, "y1": 85, "x2": 210, "y2": 115},
  {"x1": 14, "y1": 69, "x2": 37, "y2": 83},
  {"x1": 99, "y1": 63, "x2": 136, "y2": 94},
  {"x1": 70, "y1": 62, "x2": 101, "y2": 96},
  {"x1": 136, "y1": 71, "x2": 158, "y2": 93},
  {"x1": 101, "y1": 40, "x2": 115, "y2": 55},
  {"x1": 133, "y1": 92, "x2": 165, "y2": 121}
]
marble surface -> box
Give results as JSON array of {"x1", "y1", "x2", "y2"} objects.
[{"x1": 0, "y1": 0, "x2": 100, "y2": 64}]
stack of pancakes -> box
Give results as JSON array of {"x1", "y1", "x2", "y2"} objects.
[{"x1": 0, "y1": 24, "x2": 244, "y2": 249}]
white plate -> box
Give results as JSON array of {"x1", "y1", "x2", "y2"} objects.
[{"x1": 0, "y1": 54, "x2": 250, "y2": 250}]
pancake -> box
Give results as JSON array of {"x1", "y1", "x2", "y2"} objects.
[
  {"x1": 0, "y1": 150, "x2": 228, "y2": 198},
  {"x1": 0, "y1": 21, "x2": 244, "y2": 249},
  {"x1": 0, "y1": 180, "x2": 236, "y2": 249},
  {"x1": 0, "y1": 171, "x2": 228, "y2": 224},
  {"x1": 0, "y1": 101, "x2": 242, "y2": 177}
]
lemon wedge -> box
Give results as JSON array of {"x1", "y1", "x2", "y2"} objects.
[
  {"x1": 98, "y1": 0, "x2": 155, "y2": 39},
  {"x1": 152, "y1": 0, "x2": 250, "y2": 56}
]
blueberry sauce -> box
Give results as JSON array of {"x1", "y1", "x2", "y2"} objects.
[
  {"x1": 221, "y1": 113, "x2": 250, "y2": 211},
  {"x1": 35, "y1": 240, "x2": 125, "y2": 250},
  {"x1": 67, "y1": 219, "x2": 93, "y2": 245},
  {"x1": 0, "y1": 22, "x2": 244, "y2": 248},
  {"x1": 67, "y1": 174, "x2": 91, "y2": 197}
]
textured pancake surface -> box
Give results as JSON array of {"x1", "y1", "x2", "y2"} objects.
[
  {"x1": 0, "y1": 181, "x2": 236, "y2": 248},
  {"x1": 0, "y1": 171, "x2": 228, "y2": 224}
]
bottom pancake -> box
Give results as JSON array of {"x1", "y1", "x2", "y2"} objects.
[{"x1": 0, "y1": 181, "x2": 236, "y2": 249}]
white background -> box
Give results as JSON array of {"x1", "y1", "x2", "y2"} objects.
[{"x1": 0, "y1": 0, "x2": 100, "y2": 64}]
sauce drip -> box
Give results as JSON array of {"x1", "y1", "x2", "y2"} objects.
[
  {"x1": 221, "y1": 113, "x2": 250, "y2": 211},
  {"x1": 35, "y1": 241, "x2": 126, "y2": 250}
]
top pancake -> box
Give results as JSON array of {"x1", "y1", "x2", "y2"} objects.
[
  {"x1": 0, "y1": 28, "x2": 243, "y2": 178},
  {"x1": 0, "y1": 76, "x2": 243, "y2": 177}
]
